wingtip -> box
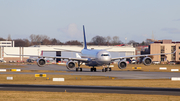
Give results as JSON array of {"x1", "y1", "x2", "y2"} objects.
[{"x1": 173, "y1": 50, "x2": 176, "y2": 54}]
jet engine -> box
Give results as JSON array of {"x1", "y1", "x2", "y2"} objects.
[
  {"x1": 37, "y1": 58, "x2": 46, "y2": 67},
  {"x1": 66, "y1": 61, "x2": 76, "y2": 70},
  {"x1": 142, "y1": 57, "x2": 152, "y2": 66},
  {"x1": 118, "y1": 61, "x2": 127, "y2": 69}
]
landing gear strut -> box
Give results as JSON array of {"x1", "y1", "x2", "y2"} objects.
[
  {"x1": 76, "y1": 61, "x2": 82, "y2": 72},
  {"x1": 102, "y1": 65, "x2": 111, "y2": 72},
  {"x1": 90, "y1": 66, "x2": 96, "y2": 72}
]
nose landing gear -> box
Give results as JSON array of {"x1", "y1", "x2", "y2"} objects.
[{"x1": 102, "y1": 65, "x2": 112, "y2": 72}]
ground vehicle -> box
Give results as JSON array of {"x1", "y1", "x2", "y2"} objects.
[{"x1": 0, "y1": 60, "x2": 6, "y2": 63}]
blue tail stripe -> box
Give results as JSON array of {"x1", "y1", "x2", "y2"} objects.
[{"x1": 83, "y1": 25, "x2": 87, "y2": 49}]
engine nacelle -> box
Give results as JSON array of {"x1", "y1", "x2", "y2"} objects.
[
  {"x1": 66, "y1": 61, "x2": 76, "y2": 70},
  {"x1": 142, "y1": 57, "x2": 152, "y2": 66},
  {"x1": 37, "y1": 58, "x2": 46, "y2": 67},
  {"x1": 118, "y1": 61, "x2": 127, "y2": 69}
]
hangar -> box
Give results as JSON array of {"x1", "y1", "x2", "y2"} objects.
[{"x1": 0, "y1": 45, "x2": 135, "y2": 62}]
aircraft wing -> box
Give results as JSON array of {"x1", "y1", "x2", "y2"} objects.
[
  {"x1": 4, "y1": 52, "x2": 89, "y2": 62},
  {"x1": 111, "y1": 50, "x2": 176, "y2": 61},
  {"x1": 54, "y1": 48, "x2": 81, "y2": 53},
  {"x1": 4, "y1": 52, "x2": 42, "y2": 57},
  {"x1": 45, "y1": 56, "x2": 89, "y2": 62}
]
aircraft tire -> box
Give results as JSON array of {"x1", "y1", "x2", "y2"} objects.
[
  {"x1": 80, "y1": 68, "x2": 82, "y2": 72},
  {"x1": 76, "y1": 68, "x2": 78, "y2": 71},
  {"x1": 109, "y1": 68, "x2": 111, "y2": 71},
  {"x1": 94, "y1": 68, "x2": 96, "y2": 72},
  {"x1": 105, "y1": 68, "x2": 107, "y2": 72},
  {"x1": 90, "y1": 68, "x2": 93, "y2": 72}
]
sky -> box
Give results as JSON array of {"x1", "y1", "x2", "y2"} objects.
[{"x1": 0, "y1": 0, "x2": 180, "y2": 43}]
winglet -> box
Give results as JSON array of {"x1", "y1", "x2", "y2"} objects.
[
  {"x1": 83, "y1": 25, "x2": 87, "y2": 49},
  {"x1": 76, "y1": 53, "x2": 81, "y2": 58}
]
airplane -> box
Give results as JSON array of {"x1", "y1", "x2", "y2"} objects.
[{"x1": 5, "y1": 25, "x2": 176, "y2": 72}]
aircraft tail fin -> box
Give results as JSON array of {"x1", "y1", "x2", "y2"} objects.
[{"x1": 83, "y1": 25, "x2": 87, "y2": 49}]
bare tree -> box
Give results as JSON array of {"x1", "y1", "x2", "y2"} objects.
[
  {"x1": 128, "y1": 40, "x2": 136, "y2": 44},
  {"x1": 91, "y1": 35, "x2": 106, "y2": 45},
  {"x1": 128, "y1": 40, "x2": 139, "y2": 47},
  {"x1": 65, "y1": 40, "x2": 82, "y2": 45},
  {"x1": 51, "y1": 38, "x2": 58, "y2": 45},
  {"x1": 112, "y1": 36, "x2": 122, "y2": 45},
  {"x1": 29, "y1": 34, "x2": 50, "y2": 45},
  {"x1": 42, "y1": 38, "x2": 51, "y2": 45},
  {"x1": 14, "y1": 39, "x2": 30, "y2": 47},
  {"x1": 106, "y1": 36, "x2": 111, "y2": 45}
]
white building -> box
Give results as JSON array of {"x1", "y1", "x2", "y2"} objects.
[
  {"x1": 0, "y1": 41, "x2": 14, "y2": 47},
  {"x1": 0, "y1": 45, "x2": 135, "y2": 62}
]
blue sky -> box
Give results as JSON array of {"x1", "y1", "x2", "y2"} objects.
[{"x1": 0, "y1": 0, "x2": 180, "y2": 43}]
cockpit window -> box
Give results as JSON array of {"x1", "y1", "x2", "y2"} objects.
[{"x1": 101, "y1": 54, "x2": 110, "y2": 56}]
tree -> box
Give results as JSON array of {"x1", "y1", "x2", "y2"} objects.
[
  {"x1": 42, "y1": 38, "x2": 51, "y2": 45},
  {"x1": 128, "y1": 40, "x2": 139, "y2": 47},
  {"x1": 106, "y1": 36, "x2": 111, "y2": 45},
  {"x1": 141, "y1": 41, "x2": 145, "y2": 45},
  {"x1": 14, "y1": 39, "x2": 30, "y2": 47},
  {"x1": 0, "y1": 37, "x2": 6, "y2": 41},
  {"x1": 29, "y1": 34, "x2": 50, "y2": 45},
  {"x1": 51, "y1": 38, "x2": 58, "y2": 45},
  {"x1": 91, "y1": 35, "x2": 106, "y2": 45},
  {"x1": 112, "y1": 36, "x2": 122, "y2": 45},
  {"x1": 65, "y1": 40, "x2": 82, "y2": 45}
]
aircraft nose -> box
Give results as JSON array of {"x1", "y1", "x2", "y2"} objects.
[{"x1": 98, "y1": 57, "x2": 111, "y2": 64}]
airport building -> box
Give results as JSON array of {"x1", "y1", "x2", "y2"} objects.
[
  {"x1": 0, "y1": 45, "x2": 135, "y2": 62},
  {"x1": 0, "y1": 41, "x2": 15, "y2": 47},
  {"x1": 150, "y1": 40, "x2": 180, "y2": 62}
]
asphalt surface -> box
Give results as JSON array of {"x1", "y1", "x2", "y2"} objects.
[
  {"x1": 2, "y1": 64, "x2": 180, "y2": 79},
  {"x1": 0, "y1": 84, "x2": 180, "y2": 96},
  {"x1": 1, "y1": 64, "x2": 180, "y2": 95}
]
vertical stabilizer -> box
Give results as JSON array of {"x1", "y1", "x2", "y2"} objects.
[{"x1": 83, "y1": 25, "x2": 87, "y2": 49}]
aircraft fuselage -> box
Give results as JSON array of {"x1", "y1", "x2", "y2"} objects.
[{"x1": 81, "y1": 49, "x2": 111, "y2": 66}]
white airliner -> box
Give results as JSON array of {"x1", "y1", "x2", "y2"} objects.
[{"x1": 5, "y1": 25, "x2": 176, "y2": 72}]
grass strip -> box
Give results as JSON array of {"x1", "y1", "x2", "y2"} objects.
[
  {"x1": 0, "y1": 91, "x2": 179, "y2": 101},
  {"x1": 0, "y1": 74, "x2": 180, "y2": 88}
]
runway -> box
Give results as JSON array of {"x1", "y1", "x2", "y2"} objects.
[
  {"x1": 0, "y1": 84, "x2": 180, "y2": 96},
  {"x1": 3, "y1": 64, "x2": 180, "y2": 79}
]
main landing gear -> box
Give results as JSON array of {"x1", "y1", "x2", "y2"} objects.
[
  {"x1": 102, "y1": 65, "x2": 112, "y2": 72},
  {"x1": 76, "y1": 61, "x2": 82, "y2": 72},
  {"x1": 90, "y1": 66, "x2": 96, "y2": 72}
]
